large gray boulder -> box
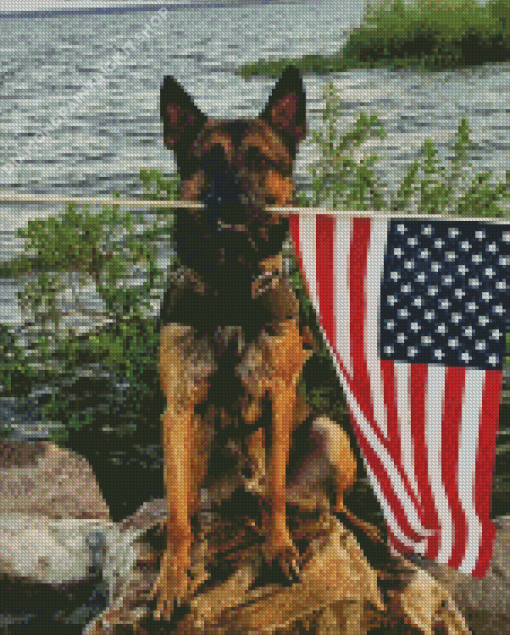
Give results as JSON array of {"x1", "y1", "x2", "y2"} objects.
[
  {"x1": 0, "y1": 440, "x2": 110, "y2": 520},
  {"x1": 0, "y1": 440, "x2": 112, "y2": 630}
]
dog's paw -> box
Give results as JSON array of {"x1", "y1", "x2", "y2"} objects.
[{"x1": 149, "y1": 548, "x2": 192, "y2": 622}]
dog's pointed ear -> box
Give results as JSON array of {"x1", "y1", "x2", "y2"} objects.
[
  {"x1": 160, "y1": 76, "x2": 207, "y2": 151},
  {"x1": 260, "y1": 66, "x2": 306, "y2": 158}
]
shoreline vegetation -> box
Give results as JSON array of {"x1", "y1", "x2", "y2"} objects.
[{"x1": 237, "y1": 0, "x2": 509, "y2": 77}]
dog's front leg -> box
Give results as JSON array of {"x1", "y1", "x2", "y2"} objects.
[
  {"x1": 264, "y1": 320, "x2": 312, "y2": 582},
  {"x1": 150, "y1": 324, "x2": 210, "y2": 622},
  {"x1": 151, "y1": 403, "x2": 195, "y2": 621},
  {"x1": 266, "y1": 375, "x2": 301, "y2": 581}
]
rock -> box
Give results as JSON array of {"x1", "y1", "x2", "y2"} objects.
[
  {"x1": 0, "y1": 440, "x2": 111, "y2": 520},
  {"x1": 0, "y1": 514, "x2": 117, "y2": 630},
  {"x1": 84, "y1": 498, "x2": 470, "y2": 635},
  {"x1": 0, "y1": 440, "x2": 491, "y2": 634},
  {"x1": 0, "y1": 440, "x2": 112, "y2": 631},
  {"x1": 413, "y1": 515, "x2": 510, "y2": 635},
  {"x1": 0, "y1": 514, "x2": 113, "y2": 585}
]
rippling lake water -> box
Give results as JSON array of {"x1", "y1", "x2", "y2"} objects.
[{"x1": 0, "y1": 0, "x2": 508, "y2": 427}]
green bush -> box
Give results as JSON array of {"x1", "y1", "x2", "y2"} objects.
[{"x1": 1, "y1": 173, "x2": 177, "y2": 440}]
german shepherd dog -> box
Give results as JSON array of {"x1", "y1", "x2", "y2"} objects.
[{"x1": 151, "y1": 66, "x2": 383, "y2": 622}]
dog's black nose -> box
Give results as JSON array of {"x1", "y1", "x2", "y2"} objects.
[{"x1": 204, "y1": 174, "x2": 248, "y2": 228}]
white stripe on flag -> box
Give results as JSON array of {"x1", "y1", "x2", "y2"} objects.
[
  {"x1": 458, "y1": 369, "x2": 484, "y2": 573},
  {"x1": 394, "y1": 362, "x2": 422, "y2": 504},
  {"x1": 334, "y1": 220, "x2": 353, "y2": 378},
  {"x1": 364, "y1": 219, "x2": 388, "y2": 438},
  {"x1": 426, "y1": 364, "x2": 453, "y2": 563},
  {"x1": 298, "y1": 214, "x2": 318, "y2": 316}
]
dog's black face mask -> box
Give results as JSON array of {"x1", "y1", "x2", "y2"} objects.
[
  {"x1": 176, "y1": 127, "x2": 289, "y2": 290},
  {"x1": 160, "y1": 65, "x2": 306, "y2": 292}
]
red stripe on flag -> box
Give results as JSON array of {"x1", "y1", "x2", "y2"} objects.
[
  {"x1": 316, "y1": 216, "x2": 336, "y2": 354},
  {"x1": 472, "y1": 369, "x2": 501, "y2": 578},
  {"x1": 410, "y1": 363, "x2": 440, "y2": 560},
  {"x1": 380, "y1": 359, "x2": 429, "y2": 530},
  {"x1": 442, "y1": 366, "x2": 468, "y2": 569},
  {"x1": 349, "y1": 217, "x2": 375, "y2": 423},
  {"x1": 349, "y1": 411, "x2": 426, "y2": 542},
  {"x1": 380, "y1": 359, "x2": 401, "y2": 452}
]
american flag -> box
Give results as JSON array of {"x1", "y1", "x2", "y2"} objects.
[{"x1": 289, "y1": 214, "x2": 509, "y2": 578}]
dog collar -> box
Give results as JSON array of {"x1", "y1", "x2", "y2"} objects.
[
  {"x1": 216, "y1": 220, "x2": 247, "y2": 232},
  {"x1": 251, "y1": 268, "x2": 281, "y2": 299}
]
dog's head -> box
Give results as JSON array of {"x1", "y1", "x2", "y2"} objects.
[{"x1": 160, "y1": 66, "x2": 306, "y2": 285}]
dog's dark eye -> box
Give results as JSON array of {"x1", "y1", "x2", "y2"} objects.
[
  {"x1": 245, "y1": 147, "x2": 267, "y2": 170},
  {"x1": 204, "y1": 144, "x2": 226, "y2": 170}
]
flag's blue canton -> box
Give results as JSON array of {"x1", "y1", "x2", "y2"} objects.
[{"x1": 380, "y1": 220, "x2": 509, "y2": 371}]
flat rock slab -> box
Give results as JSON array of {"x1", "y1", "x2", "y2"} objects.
[
  {"x1": 178, "y1": 521, "x2": 384, "y2": 634},
  {"x1": 85, "y1": 504, "x2": 470, "y2": 635}
]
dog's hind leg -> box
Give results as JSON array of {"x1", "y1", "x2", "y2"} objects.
[
  {"x1": 325, "y1": 420, "x2": 384, "y2": 545},
  {"x1": 287, "y1": 416, "x2": 397, "y2": 572}
]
